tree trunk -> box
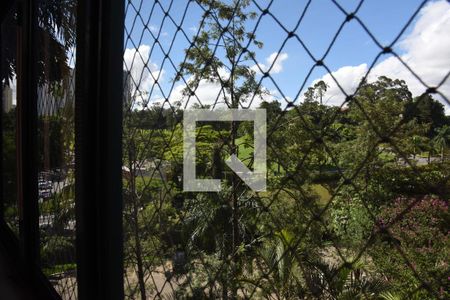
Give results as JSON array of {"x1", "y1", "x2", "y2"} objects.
[
  {"x1": 133, "y1": 201, "x2": 147, "y2": 300},
  {"x1": 43, "y1": 118, "x2": 50, "y2": 170},
  {"x1": 230, "y1": 118, "x2": 239, "y2": 300},
  {"x1": 221, "y1": 237, "x2": 228, "y2": 300},
  {"x1": 129, "y1": 146, "x2": 147, "y2": 300},
  {"x1": 229, "y1": 42, "x2": 239, "y2": 299}
]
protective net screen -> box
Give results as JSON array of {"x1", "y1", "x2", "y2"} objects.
[{"x1": 123, "y1": 0, "x2": 449, "y2": 299}]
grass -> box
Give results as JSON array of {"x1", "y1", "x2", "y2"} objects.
[
  {"x1": 236, "y1": 135, "x2": 253, "y2": 161},
  {"x1": 311, "y1": 184, "x2": 332, "y2": 206},
  {"x1": 43, "y1": 263, "x2": 77, "y2": 277}
]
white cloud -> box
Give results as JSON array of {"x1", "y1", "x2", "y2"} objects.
[
  {"x1": 251, "y1": 52, "x2": 289, "y2": 75},
  {"x1": 123, "y1": 45, "x2": 276, "y2": 109},
  {"x1": 147, "y1": 25, "x2": 168, "y2": 37},
  {"x1": 372, "y1": 0, "x2": 450, "y2": 98},
  {"x1": 308, "y1": 0, "x2": 450, "y2": 108},
  {"x1": 159, "y1": 71, "x2": 278, "y2": 109},
  {"x1": 309, "y1": 64, "x2": 368, "y2": 105},
  {"x1": 173, "y1": 78, "x2": 228, "y2": 108},
  {"x1": 123, "y1": 45, "x2": 164, "y2": 108}
]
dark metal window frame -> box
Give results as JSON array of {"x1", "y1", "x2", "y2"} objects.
[{"x1": 75, "y1": 0, "x2": 125, "y2": 299}]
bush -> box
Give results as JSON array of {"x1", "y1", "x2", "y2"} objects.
[
  {"x1": 370, "y1": 196, "x2": 449, "y2": 299},
  {"x1": 41, "y1": 236, "x2": 76, "y2": 267}
]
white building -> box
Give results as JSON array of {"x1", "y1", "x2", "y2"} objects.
[
  {"x1": 37, "y1": 69, "x2": 75, "y2": 116},
  {"x1": 2, "y1": 84, "x2": 14, "y2": 113}
]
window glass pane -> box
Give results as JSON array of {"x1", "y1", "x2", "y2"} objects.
[
  {"x1": 36, "y1": 0, "x2": 77, "y2": 298},
  {"x1": 1, "y1": 1, "x2": 19, "y2": 236}
]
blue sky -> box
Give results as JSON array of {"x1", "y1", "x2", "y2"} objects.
[{"x1": 124, "y1": 0, "x2": 450, "y2": 109}]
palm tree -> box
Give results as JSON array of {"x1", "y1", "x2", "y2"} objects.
[
  {"x1": 411, "y1": 135, "x2": 425, "y2": 160},
  {"x1": 1, "y1": 0, "x2": 76, "y2": 84},
  {"x1": 433, "y1": 125, "x2": 450, "y2": 162},
  {"x1": 305, "y1": 260, "x2": 391, "y2": 300},
  {"x1": 257, "y1": 230, "x2": 391, "y2": 299},
  {"x1": 258, "y1": 229, "x2": 305, "y2": 299}
]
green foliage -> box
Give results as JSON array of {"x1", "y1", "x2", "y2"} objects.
[
  {"x1": 433, "y1": 125, "x2": 450, "y2": 161},
  {"x1": 117, "y1": 2, "x2": 450, "y2": 296},
  {"x1": 330, "y1": 189, "x2": 374, "y2": 247},
  {"x1": 404, "y1": 93, "x2": 448, "y2": 139},
  {"x1": 43, "y1": 263, "x2": 76, "y2": 277},
  {"x1": 177, "y1": 0, "x2": 265, "y2": 108},
  {"x1": 372, "y1": 164, "x2": 450, "y2": 198},
  {"x1": 370, "y1": 196, "x2": 449, "y2": 300},
  {"x1": 2, "y1": 109, "x2": 17, "y2": 219},
  {"x1": 41, "y1": 236, "x2": 75, "y2": 267}
]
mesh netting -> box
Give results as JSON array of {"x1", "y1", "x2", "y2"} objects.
[{"x1": 123, "y1": 0, "x2": 449, "y2": 299}]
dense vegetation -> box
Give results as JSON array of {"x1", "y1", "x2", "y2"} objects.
[
  {"x1": 120, "y1": 75, "x2": 449, "y2": 299},
  {"x1": 119, "y1": 1, "x2": 449, "y2": 298}
]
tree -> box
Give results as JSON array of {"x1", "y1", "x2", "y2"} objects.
[
  {"x1": 404, "y1": 94, "x2": 447, "y2": 139},
  {"x1": 433, "y1": 125, "x2": 450, "y2": 161},
  {"x1": 1, "y1": 0, "x2": 76, "y2": 84},
  {"x1": 337, "y1": 76, "x2": 420, "y2": 174},
  {"x1": 410, "y1": 135, "x2": 427, "y2": 160},
  {"x1": 177, "y1": 0, "x2": 265, "y2": 109},
  {"x1": 304, "y1": 80, "x2": 328, "y2": 105},
  {"x1": 176, "y1": 1, "x2": 265, "y2": 298},
  {"x1": 258, "y1": 101, "x2": 285, "y2": 174}
]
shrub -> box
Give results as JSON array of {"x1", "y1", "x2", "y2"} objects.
[{"x1": 370, "y1": 196, "x2": 449, "y2": 299}]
